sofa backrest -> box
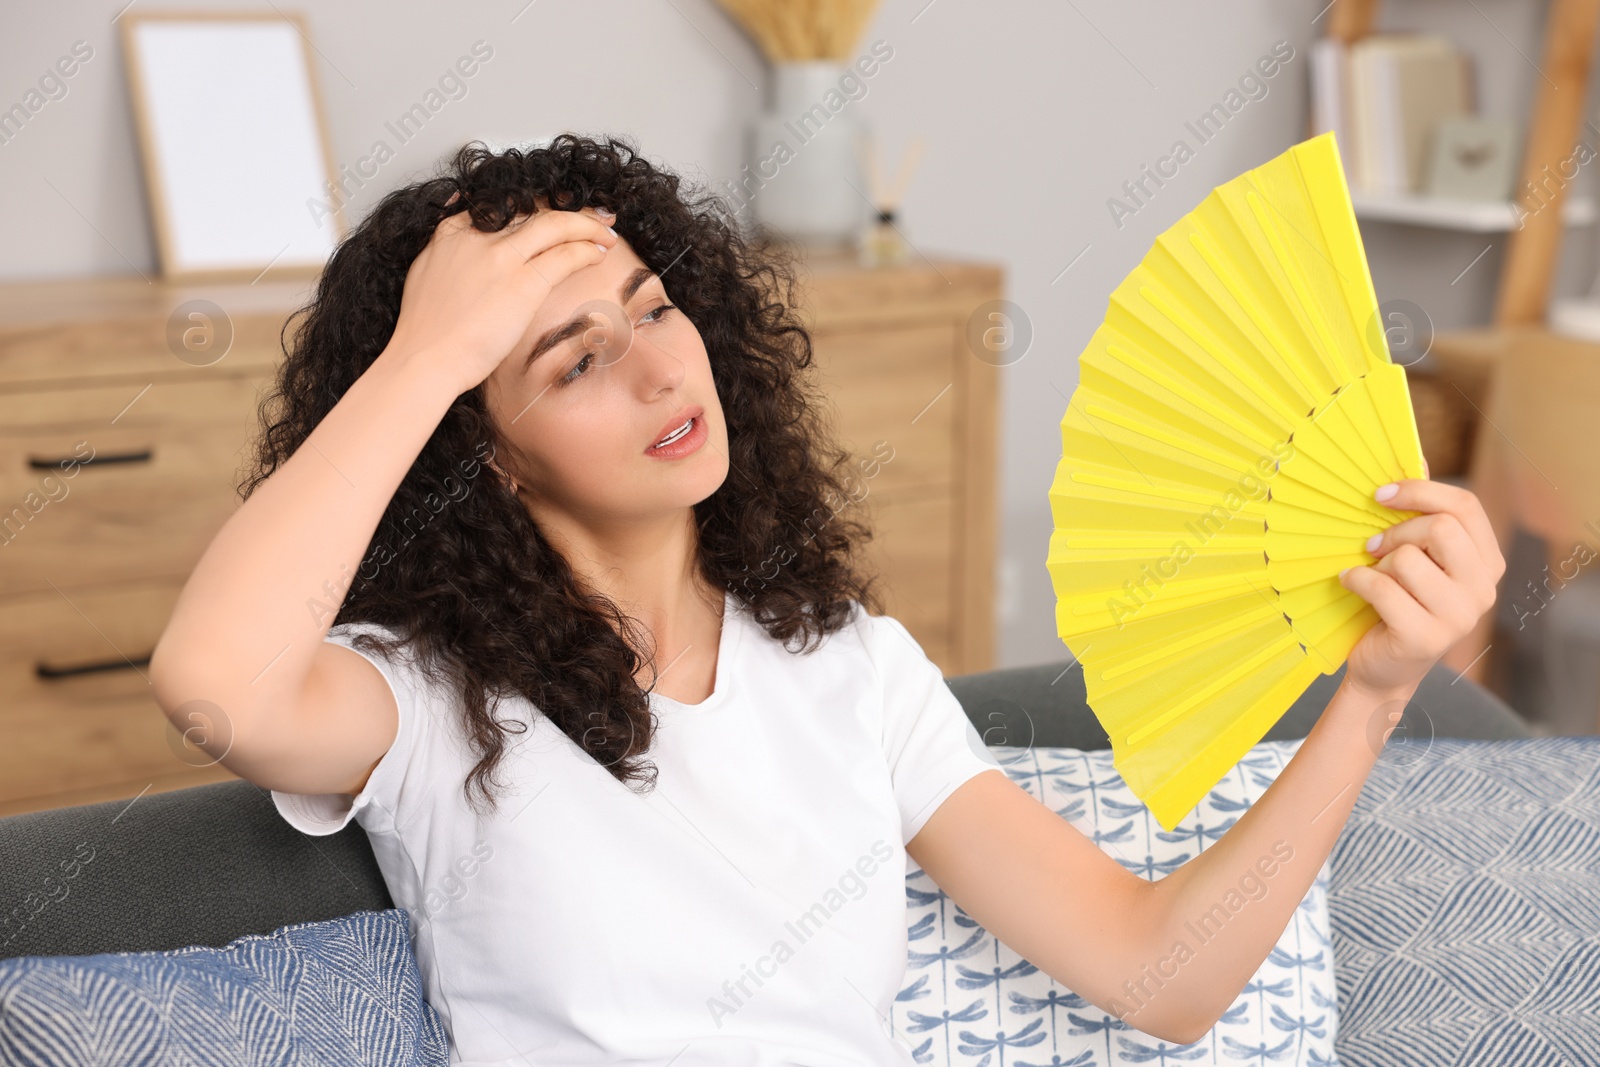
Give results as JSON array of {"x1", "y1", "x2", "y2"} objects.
[
  {"x1": 0, "y1": 659, "x2": 1529, "y2": 961},
  {"x1": 0, "y1": 776, "x2": 389, "y2": 963}
]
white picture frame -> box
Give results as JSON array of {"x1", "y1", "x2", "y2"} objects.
[{"x1": 120, "y1": 11, "x2": 346, "y2": 282}]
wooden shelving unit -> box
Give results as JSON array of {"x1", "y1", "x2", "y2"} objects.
[
  {"x1": 1325, "y1": 0, "x2": 1600, "y2": 698},
  {"x1": 1326, "y1": 0, "x2": 1600, "y2": 328}
]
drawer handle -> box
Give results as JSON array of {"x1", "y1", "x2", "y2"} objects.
[
  {"x1": 35, "y1": 653, "x2": 153, "y2": 680},
  {"x1": 28, "y1": 449, "x2": 153, "y2": 471}
]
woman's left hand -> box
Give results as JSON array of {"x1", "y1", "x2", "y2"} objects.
[{"x1": 1337, "y1": 466, "x2": 1507, "y2": 699}]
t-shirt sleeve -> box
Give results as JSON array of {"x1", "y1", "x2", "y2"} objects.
[
  {"x1": 866, "y1": 609, "x2": 1004, "y2": 845},
  {"x1": 269, "y1": 622, "x2": 429, "y2": 838}
]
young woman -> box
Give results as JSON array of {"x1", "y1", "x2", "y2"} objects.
[{"x1": 150, "y1": 133, "x2": 1505, "y2": 1064}]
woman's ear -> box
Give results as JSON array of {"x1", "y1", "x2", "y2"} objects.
[{"x1": 485, "y1": 458, "x2": 519, "y2": 495}]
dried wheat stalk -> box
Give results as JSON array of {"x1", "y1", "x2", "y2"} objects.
[{"x1": 712, "y1": 0, "x2": 882, "y2": 62}]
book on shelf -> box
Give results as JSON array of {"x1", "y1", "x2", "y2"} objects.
[{"x1": 1311, "y1": 33, "x2": 1472, "y2": 197}]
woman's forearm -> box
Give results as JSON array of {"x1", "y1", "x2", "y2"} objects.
[
  {"x1": 1120, "y1": 674, "x2": 1411, "y2": 1039},
  {"x1": 149, "y1": 344, "x2": 463, "y2": 732}
]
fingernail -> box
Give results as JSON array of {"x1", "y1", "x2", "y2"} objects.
[
  {"x1": 607, "y1": 226, "x2": 617, "y2": 236},
  {"x1": 1375, "y1": 483, "x2": 1399, "y2": 501},
  {"x1": 594, "y1": 206, "x2": 617, "y2": 219},
  {"x1": 595, "y1": 242, "x2": 609, "y2": 252},
  {"x1": 1365, "y1": 533, "x2": 1382, "y2": 553},
  {"x1": 1339, "y1": 568, "x2": 1350, "y2": 581}
]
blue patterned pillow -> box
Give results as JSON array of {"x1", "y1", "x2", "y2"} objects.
[
  {"x1": 0, "y1": 908, "x2": 448, "y2": 1067},
  {"x1": 896, "y1": 739, "x2": 1339, "y2": 1066},
  {"x1": 1330, "y1": 736, "x2": 1600, "y2": 1067}
]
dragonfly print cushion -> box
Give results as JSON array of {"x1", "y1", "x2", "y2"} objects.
[{"x1": 893, "y1": 739, "x2": 1338, "y2": 1066}]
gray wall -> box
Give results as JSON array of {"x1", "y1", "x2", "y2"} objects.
[{"x1": 3, "y1": 0, "x2": 1592, "y2": 669}]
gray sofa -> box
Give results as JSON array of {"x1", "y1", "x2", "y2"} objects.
[{"x1": 0, "y1": 658, "x2": 1529, "y2": 964}]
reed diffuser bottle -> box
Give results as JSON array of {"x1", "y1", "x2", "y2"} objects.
[{"x1": 857, "y1": 132, "x2": 923, "y2": 267}]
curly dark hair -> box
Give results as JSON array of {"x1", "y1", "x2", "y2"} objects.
[{"x1": 241, "y1": 133, "x2": 886, "y2": 816}]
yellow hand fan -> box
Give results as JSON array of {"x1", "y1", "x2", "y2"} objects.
[{"x1": 1047, "y1": 132, "x2": 1426, "y2": 832}]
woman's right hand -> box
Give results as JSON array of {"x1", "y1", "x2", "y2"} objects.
[{"x1": 386, "y1": 197, "x2": 619, "y2": 393}]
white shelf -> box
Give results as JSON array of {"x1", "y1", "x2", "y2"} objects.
[
  {"x1": 1549, "y1": 297, "x2": 1600, "y2": 343},
  {"x1": 1350, "y1": 190, "x2": 1596, "y2": 233}
]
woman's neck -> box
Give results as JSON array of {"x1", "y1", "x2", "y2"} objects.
[{"x1": 538, "y1": 505, "x2": 724, "y2": 695}]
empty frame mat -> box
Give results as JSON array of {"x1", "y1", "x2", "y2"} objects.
[{"x1": 122, "y1": 14, "x2": 344, "y2": 279}]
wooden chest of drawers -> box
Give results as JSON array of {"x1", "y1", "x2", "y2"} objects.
[
  {"x1": 0, "y1": 276, "x2": 313, "y2": 817},
  {"x1": 792, "y1": 245, "x2": 1003, "y2": 676},
  {"x1": 0, "y1": 250, "x2": 1001, "y2": 817}
]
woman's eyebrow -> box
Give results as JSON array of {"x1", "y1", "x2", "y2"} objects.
[{"x1": 523, "y1": 267, "x2": 660, "y2": 370}]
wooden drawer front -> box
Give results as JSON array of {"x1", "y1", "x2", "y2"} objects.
[
  {"x1": 0, "y1": 581, "x2": 199, "y2": 806},
  {"x1": 0, "y1": 375, "x2": 265, "y2": 595},
  {"x1": 0, "y1": 690, "x2": 182, "y2": 806},
  {"x1": 811, "y1": 324, "x2": 957, "y2": 500},
  {"x1": 856, "y1": 489, "x2": 954, "y2": 673},
  {"x1": 0, "y1": 309, "x2": 285, "y2": 386},
  {"x1": 0, "y1": 699, "x2": 237, "y2": 812}
]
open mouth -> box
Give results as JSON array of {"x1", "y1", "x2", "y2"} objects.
[{"x1": 652, "y1": 417, "x2": 695, "y2": 449}]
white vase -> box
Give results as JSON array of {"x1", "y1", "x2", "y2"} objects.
[{"x1": 745, "y1": 61, "x2": 868, "y2": 243}]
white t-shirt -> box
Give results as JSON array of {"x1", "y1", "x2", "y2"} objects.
[{"x1": 271, "y1": 590, "x2": 1003, "y2": 1066}]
